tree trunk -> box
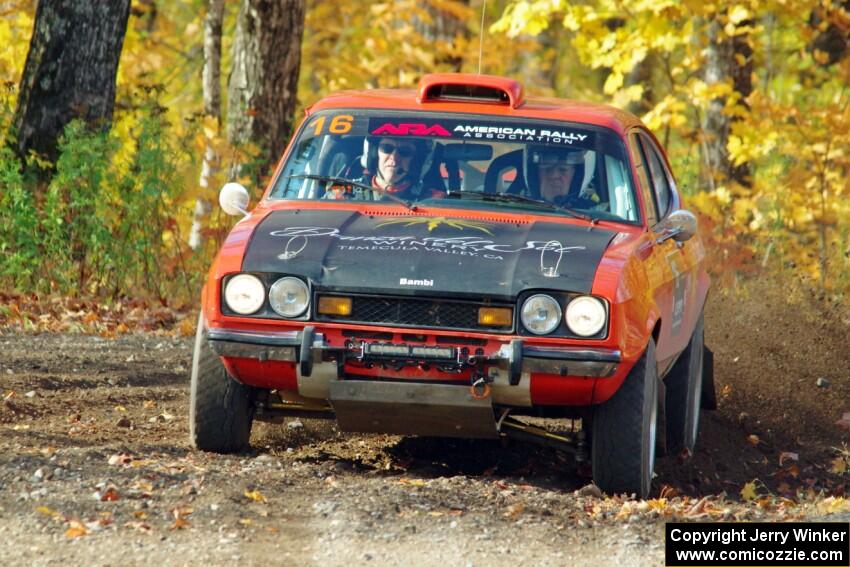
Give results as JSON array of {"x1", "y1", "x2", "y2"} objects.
[
  {"x1": 809, "y1": 1, "x2": 850, "y2": 66},
  {"x1": 728, "y1": 22, "x2": 753, "y2": 187},
  {"x1": 13, "y1": 0, "x2": 131, "y2": 163},
  {"x1": 227, "y1": 0, "x2": 305, "y2": 175},
  {"x1": 414, "y1": 0, "x2": 470, "y2": 72},
  {"x1": 189, "y1": 0, "x2": 226, "y2": 251},
  {"x1": 625, "y1": 53, "x2": 655, "y2": 117},
  {"x1": 700, "y1": 15, "x2": 753, "y2": 191}
]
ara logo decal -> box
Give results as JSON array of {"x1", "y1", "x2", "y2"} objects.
[
  {"x1": 400, "y1": 277, "x2": 434, "y2": 287},
  {"x1": 371, "y1": 123, "x2": 451, "y2": 137}
]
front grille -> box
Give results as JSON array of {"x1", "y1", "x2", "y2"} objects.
[{"x1": 317, "y1": 294, "x2": 514, "y2": 333}]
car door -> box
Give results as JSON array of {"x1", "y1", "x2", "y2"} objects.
[{"x1": 630, "y1": 130, "x2": 695, "y2": 375}]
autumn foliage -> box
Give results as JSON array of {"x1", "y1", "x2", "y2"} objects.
[{"x1": 1, "y1": 0, "x2": 849, "y2": 304}]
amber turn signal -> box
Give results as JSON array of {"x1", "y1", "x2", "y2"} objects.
[
  {"x1": 318, "y1": 296, "x2": 352, "y2": 316},
  {"x1": 478, "y1": 307, "x2": 513, "y2": 327}
]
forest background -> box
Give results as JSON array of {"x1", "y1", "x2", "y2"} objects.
[{"x1": 1, "y1": 0, "x2": 849, "y2": 327}]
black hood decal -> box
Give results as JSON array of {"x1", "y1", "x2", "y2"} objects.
[{"x1": 242, "y1": 210, "x2": 615, "y2": 299}]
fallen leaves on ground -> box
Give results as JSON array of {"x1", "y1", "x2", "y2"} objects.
[
  {"x1": 0, "y1": 293, "x2": 195, "y2": 337},
  {"x1": 64, "y1": 520, "x2": 88, "y2": 538},
  {"x1": 503, "y1": 503, "x2": 525, "y2": 519},
  {"x1": 244, "y1": 489, "x2": 267, "y2": 503},
  {"x1": 397, "y1": 478, "x2": 428, "y2": 487},
  {"x1": 779, "y1": 452, "x2": 799, "y2": 466},
  {"x1": 170, "y1": 507, "x2": 193, "y2": 530},
  {"x1": 740, "y1": 480, "x2": 759, "y2": 501},
  {"x1": 35, "y1": 506, "x2": 60, "y2": 518}
]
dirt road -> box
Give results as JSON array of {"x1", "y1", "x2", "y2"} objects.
[{"x1": 1, "y1": 279, "x2": 849, "y2": 566}]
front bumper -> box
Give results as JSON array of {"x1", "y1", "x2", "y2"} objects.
[{"x1": 207, "y1": 327, "x2": 621, "y2": 383}]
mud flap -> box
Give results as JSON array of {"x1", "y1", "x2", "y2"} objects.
[
  {"x1": 700, "y1": 346, "x2": 717, "y2": 410},
  {"x1": 328, "y1": 380, "x2": 499, "y2": 439}
]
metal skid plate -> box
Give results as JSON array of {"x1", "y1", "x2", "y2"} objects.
[{"x1": 328, "y1": 380, "x2": 499, "y2": 439}]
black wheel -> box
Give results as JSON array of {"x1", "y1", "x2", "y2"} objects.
[
  {"x1": 592, "y1": 339, "x2": 658, "y2": 499},
  {"x1": 189, "y1": 315, "x2": 255, "y2": 453},
  {"x1": 664, "y1": 313, "x2": 705, "y2": 454}
]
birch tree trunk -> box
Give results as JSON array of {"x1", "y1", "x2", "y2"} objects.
[
  {"x1": 188, "y1": 0, "x2": 226, "y2": 251},
  {"x1": 700, "y1": 15, "x2": 753, "y2": 191},
  {"x1": 227, "y1": 0, "x2": 305, "y2": 174},
  {"x1": 13, "y1": 0, "x2": 131, "y2": 163}
]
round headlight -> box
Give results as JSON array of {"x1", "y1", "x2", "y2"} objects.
[
  {"x1": 565, "y1": 296, "x2": 607, "y2": 337},
  {"x1": 520, "y1": 294, "x2": 562, "y2": 335},
  {"x1": 268, "y1": 277, "x2": 309, "y2": 317},
  {"x1": 224, "y1": 274, "x2": 265, "y2": 315}
]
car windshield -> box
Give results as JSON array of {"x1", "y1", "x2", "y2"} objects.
[{"x1": 270, "y1": 110, "x2": 640, "y2": 223}]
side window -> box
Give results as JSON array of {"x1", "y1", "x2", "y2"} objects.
[
  {"x1": 638, "y1": 134, "x2": 673, "y2": 219},
  {"x1": 629, "y1": 133, "x2": 658, "y2": 227}
]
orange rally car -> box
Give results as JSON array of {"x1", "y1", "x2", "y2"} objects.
[{"x1": 190, "y1": 73, "x2": 714, "y2": 498}]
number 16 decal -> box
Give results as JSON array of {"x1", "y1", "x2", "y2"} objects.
[{"x1": 311, "y1": 115, "x2": 353, "y2": 136}]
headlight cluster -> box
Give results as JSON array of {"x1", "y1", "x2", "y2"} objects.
[
  {"x1": 520, "y1": 293, "x2": 607, "y2": 337},
  {"x1": 223, "y1": 274, "x2": 309, "y2": 318}
]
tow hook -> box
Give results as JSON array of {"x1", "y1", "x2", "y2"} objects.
[
  {"x1": 469, "y1": 376, "x2": 491, "y2": 399},
  {"x1": 468, "y1": 351, "x2": 491, "y2": 399}
]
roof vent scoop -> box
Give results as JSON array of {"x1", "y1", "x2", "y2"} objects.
[{"x1": 417, "y1": 73, "x2": 525, "y2": 109}]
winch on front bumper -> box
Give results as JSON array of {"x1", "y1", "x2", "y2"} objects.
[{"x1": 207, "y1": 326, "x2": 621, "y2": 385}]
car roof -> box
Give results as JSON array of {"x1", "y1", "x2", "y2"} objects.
[{"x1": 306, "y1": 73, "x2": 643, "y2": 137}]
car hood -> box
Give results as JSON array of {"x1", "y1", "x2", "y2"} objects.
[{"x1": 242, "y1": 209, "x2": 617, "y2": 299}]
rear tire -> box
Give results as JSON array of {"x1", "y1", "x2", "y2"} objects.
[
  {"x1": 665, "y1": 313, "x2": 705, "y2": 454},
  {"x1": 592, "y1": 339, "x2": 658, "y2": 499},
  {"x1": 189, "y1": 315, "x2": 255, "y2": 453}
]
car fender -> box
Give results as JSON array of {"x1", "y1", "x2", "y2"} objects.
[
  {"x1": 203, "y1": 209, "x2": 272, "y2": 329},
  {"x1": 589, "y1": 230, "x2": 661, "y2": 404}
]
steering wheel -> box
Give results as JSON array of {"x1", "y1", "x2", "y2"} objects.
[{"x1": 555, "y1": 194, "x2": 596, "y2": 209}]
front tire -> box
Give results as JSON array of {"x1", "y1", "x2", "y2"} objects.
[
  {"x1": 665, "y1": 313, "x2": 705, "y2": 454},
  {"x1": 592, "y1": 339, "x2": 658, "y2": 499},
  {"x1": 189, "y1": 315, "x2": 255, "y2": 453}
]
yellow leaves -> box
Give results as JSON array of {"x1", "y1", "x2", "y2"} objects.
[
  {"x1": 65, "y1": 521, "x2": 88, "y2": 538},
  {"x1": 688, "y1": 190, "x2": 723, "y2": 220},
  {"x1": 727, "y1": 5, "x2": 752, "y2": 27},
  {"x1": 490, "y1": 0, "x2": 560, "y2": 37},
  {"x1": 740, "y1": 480, "x2": 759, "y2": 501},
  {"x1": 714, "y1": 186, "x2": 733, "y2": 206},
  {"x1": 732, "y1": 197, "x2": 755, "y2": 225},
  {"x1": 0, "y1": 5, "x2": 34, "y2": 93},
  {"x1": 642, "y1": 95, "x2": 688, "y2": 131},
  {"x1": 687, "y1": 78, "x2": 734, "y2": 106},
  {"x1": 603, "y1": 72, "x2": 625, "y2": 95},
  {"x1": 397, "y1": 478, "x2": 428, "y2": 487},
  {"x1": 178, "y1": 317, "x2": 196, "y2": 337},
  {"x1": 816, "y1": 497, "x2": 850, "y2": 515},
  {"x1": 830, "y1": 457, "x2": 847, "y2": 475},
  {"x1": 36, "y1": 506, "x2": 61, "y2": 518},
  {"x1": 244, "y1": 489, "x2": 267, "y2": 503}
]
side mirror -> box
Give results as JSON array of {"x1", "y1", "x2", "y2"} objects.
[
  {"x1": 219, "y1": 182, "x2": 250, "y2": 217},
  {"x1": 657, "y1": 209, "x2": 697, "y2": 244}
]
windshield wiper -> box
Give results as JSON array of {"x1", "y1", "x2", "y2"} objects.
[
  {"x1": 446, "y1": 191, "x2": 592, "y2": 221},
  {"x1": 285, "y1": 174, "x2": 416, "y2": 210}
]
